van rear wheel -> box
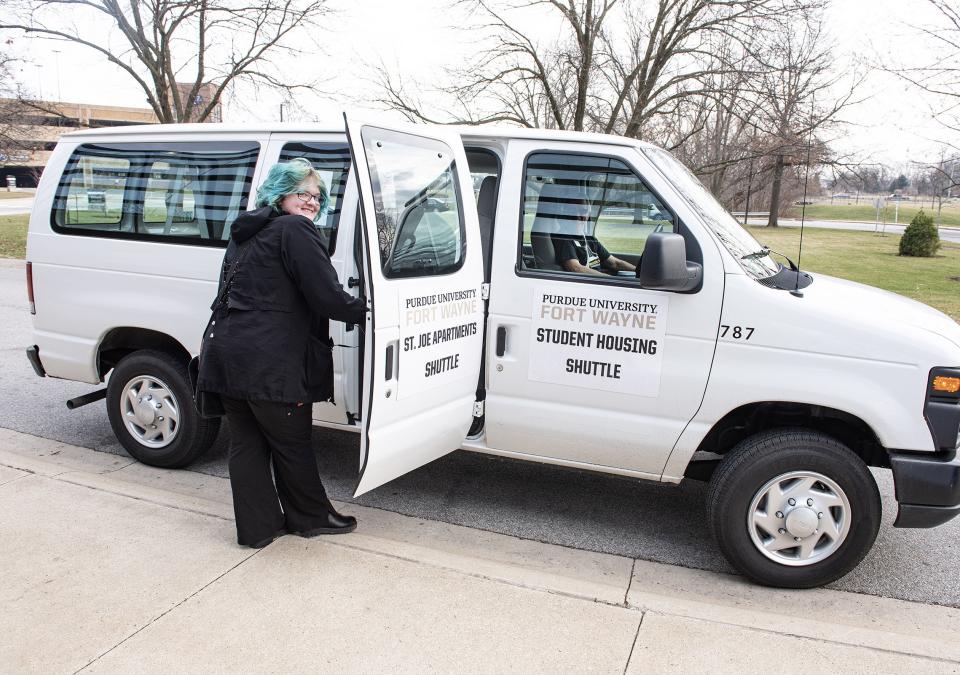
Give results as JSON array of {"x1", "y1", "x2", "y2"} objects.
[
  {"x1": 707, "y1": 429, "x2": 881, "y2": 589},
  {"x1": 106, "y1": 349, "x2": 220, "y2": 468}
]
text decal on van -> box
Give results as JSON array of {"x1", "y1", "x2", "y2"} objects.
[
  {"x1": 399, "y1": 286, "x2": 484, "y2": 399},
  {"x1": 529, "y1": 286, "x2": 668, "y2": 396}
]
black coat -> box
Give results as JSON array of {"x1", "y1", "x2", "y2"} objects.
[{"x1": 196, "y1": 206, "x2": 365, "y2": 403}]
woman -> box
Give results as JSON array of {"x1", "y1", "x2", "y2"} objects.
[{"x1": 197, "y1": 157, "x2": 366, "y2": 548}]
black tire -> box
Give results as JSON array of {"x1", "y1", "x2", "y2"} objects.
[
  {"x1": 706, "y1": 428, "x2": 881, "y2": 589},
  {"x1": 106, "y1": 349, "x2": 220, "y2": 468}
]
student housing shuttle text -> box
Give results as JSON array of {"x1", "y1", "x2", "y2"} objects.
[{"x1": 530, "y1": 287, "x2": 667, "y2": 395}]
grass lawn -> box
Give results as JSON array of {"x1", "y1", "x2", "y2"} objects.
[
  {"x1": 784, "y1": 202, "x2": 960, "y2": 227},
  {"x1": 0, "y1": 191, "x2": 33, "y2": 201},
  {"x1": 0, "y1": 214, "x2": 28, "y2": 259},
  {"x1": 746, "y1": 225, "x2": 960, "y2": 321}
]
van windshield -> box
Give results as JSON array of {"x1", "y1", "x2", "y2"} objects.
[{"x1": 642, "y1": 147, "x2": 780, "y2": 279}]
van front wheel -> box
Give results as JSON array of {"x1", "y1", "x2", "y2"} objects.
[
  {"x1": 707, "y1": 429, "x2": 881, "y2": 588},
  {"x1": 106, "y1": 349, "x2": 220, "y2": 468}
]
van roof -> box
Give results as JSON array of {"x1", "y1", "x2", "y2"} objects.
[{"x1": 60, "y1": 121, "x2": 654, "y2": 150}]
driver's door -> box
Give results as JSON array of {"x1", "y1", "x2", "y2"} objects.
[{"x1": 345, "y1": 116, "x2": 485, "y2": 496}]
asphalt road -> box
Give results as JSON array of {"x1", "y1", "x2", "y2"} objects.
[
  {"x1": 1, "y1": 262, "x2": 959, "y2": 608},
  {"x1": 748, "y1": 217, "x2": 960, "y2": 244},
  {"x1": 0, "y1": 197, "x2": 34, "y2": 217}
]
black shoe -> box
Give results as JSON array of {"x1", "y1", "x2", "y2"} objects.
[
  {"x1": 295, "y1": 511, "x2": 357, "y2": 537},
  {"x1": 244, "y1": 529, "x2": 286, "y2": 549}
]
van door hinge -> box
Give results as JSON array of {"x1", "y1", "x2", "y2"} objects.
[
  {"x1": 480, "y1": 283, "x2": 490, "y2": 300},
  {"x1": 473, "y1": 400, "x2": 485, "y2": 417}
]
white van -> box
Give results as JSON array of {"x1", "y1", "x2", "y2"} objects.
[{"x1": 24, "y1": 118, "x2": 960, "y2": 588}]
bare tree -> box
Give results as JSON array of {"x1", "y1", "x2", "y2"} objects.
[
  {"x1": 0, "y1": 0, "x2": 331, "y2": 123},
  {"x1": 889, "y1": 1, "x2": 960, "y2": 152},
  {"x1": 0, "y1": 49, "x2": 23, "y2": 156},
  {"x1": 377, "y1": 0, "x2": 619, "y2": 129},
  {"x1": 665, "y1": 33, "x2": 768, "y2": 207},
  {"x1": 595, "y1": 0, "x2": 786, "y2": 139},
  {"x1": 0, "y1": 47, "x2": 38, "y2": 161},
  {"x1": 375, "y1": 0, "x2": 794, "y2": 134},
  {"x1": 748, "y1": 10, "x2": 856, "y2": 226},
  {"x1": 913, "y1": 151, "x2": 960, "y2": 224},
  {"x1": 373, "y1": 0, "x2": 858, "y2": 227}
]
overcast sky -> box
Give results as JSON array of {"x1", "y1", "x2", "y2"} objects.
[{"x1": 4, "y1": 0, "x2": 954, "y2": 166}]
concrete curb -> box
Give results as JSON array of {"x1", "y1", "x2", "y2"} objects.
[
  {"x1": 2, "y1": 427, "x2": 959, "y2": 663},
  {"x1": 627, "y1": 562, "x2": 960, "y2": 662}
]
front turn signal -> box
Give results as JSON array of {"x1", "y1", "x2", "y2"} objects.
[{"x1": 932, "y1": 376, "x2": 960, "y2": 394}]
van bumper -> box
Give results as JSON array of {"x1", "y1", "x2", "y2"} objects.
[
  {"x1": 26, "y1": 345, "x2": 46, "y2": 377},
  {"x1": 891, "y1": 451, "x2": 960, "y2": 528}
]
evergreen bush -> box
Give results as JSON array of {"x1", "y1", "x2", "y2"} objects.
[{"x1": 899, "y1": 210, "x2": 941, "y2": 257}]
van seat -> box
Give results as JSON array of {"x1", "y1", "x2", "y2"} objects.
[
  {"x1": 530, "y1": 219, "x2": 561, "y2": 271},
  {"x1": 477, "y1": 176, "x2": 498, "y2": 282}
]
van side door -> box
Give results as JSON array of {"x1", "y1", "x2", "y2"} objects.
[
  {"x1": 345, "y1": 117, "x2": 485, "y2": 496},
  {"x1": 484, "y1": 140, "x2": 724, "y2": 479}
]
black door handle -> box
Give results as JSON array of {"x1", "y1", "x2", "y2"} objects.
[
  {"x1": 495, "y1": 326, "x2": 507, "y2": 357},
  {"x1": 385, "y1": 343, "x2": 395, "y2": 380}
]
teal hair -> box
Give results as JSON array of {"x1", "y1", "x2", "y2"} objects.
[{"x1": 255, "y1": 157, "x2": 329, "y2": 221}]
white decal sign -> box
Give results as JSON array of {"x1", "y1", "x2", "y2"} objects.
[
  {"x1": 529, "y1": 285, "x2": 667, "y2": 396},
  {"x1": 398, "y1": 286, "x2": 483, "y2": 399}
]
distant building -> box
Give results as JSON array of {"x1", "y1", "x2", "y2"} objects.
[
  {"x1": 0, "y1": 100, "x2": 158, "y2": 187},
  {"x1": 1, "y1": 82, "x2": 222, "y2": 188}
]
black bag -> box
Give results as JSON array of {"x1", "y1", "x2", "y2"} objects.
[
  {"x1": 189, "y1": 242, "x2": 251, "y2": 418},
  {"x1": 188, "y1": 350, "x2": 224, "y2": 418}
]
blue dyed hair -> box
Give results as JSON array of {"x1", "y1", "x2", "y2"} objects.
[{"x1": 255, "y1": 157, "x2": 329, "y2": 221}]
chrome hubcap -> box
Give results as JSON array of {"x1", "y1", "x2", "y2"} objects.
[
  {"x1": 121, "y1": 375, "x2": 180, "y2": 448},
  {"x1": 747, "y1": 471, "x2": 851, "y2": 567}
]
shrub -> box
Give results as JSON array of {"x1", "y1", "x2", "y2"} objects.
[{"x1": 899, "y1": 210, "x2": 941, "y2": 257}]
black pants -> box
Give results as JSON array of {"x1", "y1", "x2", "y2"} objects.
[{"x1": 222, "y1": 396, "x2": 334, "y2": 546}]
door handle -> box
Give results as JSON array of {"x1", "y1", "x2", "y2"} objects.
[
  {"x1": 495, "y1": 326, "x2": 507, "y2": 357},
  {"x1": 385, "y1": 342, "x2": 395, "y2": 380}
]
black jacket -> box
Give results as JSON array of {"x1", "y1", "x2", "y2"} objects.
[{"x1": 196, "y1": 206, "x2": 365, "y2": 403}]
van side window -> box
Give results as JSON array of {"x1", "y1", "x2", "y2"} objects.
[
  {"x1": 278, "y1": 142, "x2": 350, "y2": 255},
  {"x1": 361, "y1": 127, "x2": 465, "y2": 278},
  {"x1": 520, "y1": 152, "x2": 675, "y2": 276},
  {"x1": 52, "y1": 142, "x2": 259, "y2": 246}
]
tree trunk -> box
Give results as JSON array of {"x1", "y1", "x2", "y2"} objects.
[{"x1": 767, "y1": 154, "x2": 785, "y2": 227}]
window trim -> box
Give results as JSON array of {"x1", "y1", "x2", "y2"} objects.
[
  {"x1": 50, "y1": 141, "x2": 261, "y2": 249},
  {"x1": 514, "y1": 147, "x2": 701, "y2": 292}
]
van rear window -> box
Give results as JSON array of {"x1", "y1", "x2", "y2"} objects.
[{"x1": 52, "y1": 141, "x2": 259, "y2": 246}]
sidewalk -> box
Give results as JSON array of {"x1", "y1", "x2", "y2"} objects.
[{"x1": 2, "y1": 428, "x2": 959, "y2": 674}]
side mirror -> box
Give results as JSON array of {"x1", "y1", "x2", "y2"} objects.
[{"x1": 639, "y1": 232, "x2": 702, "y2": 292}]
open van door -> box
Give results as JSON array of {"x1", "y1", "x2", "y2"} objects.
[{"x1": 345, "y1": 115, "x2": 485, "y2": 496}]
